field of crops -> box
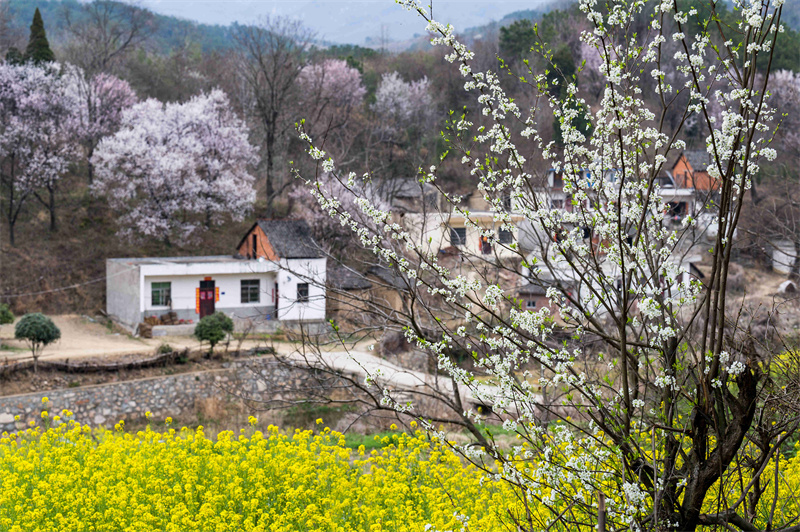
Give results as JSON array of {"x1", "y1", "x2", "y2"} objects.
[
  {"x1": 0, "y1": 410, "x2": 523, "y2": 532},
  {"x1": 2, "y1": 406, "x2": 799, "y2": 531}
]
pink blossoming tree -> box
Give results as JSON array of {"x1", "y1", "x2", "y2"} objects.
[
  {"x1": 65, "y1": 65, "x2": 138, "y2": 183},
  {"x1": 91, "y1": 89, "x2": 258, "y2": 244},
  {"x1": 0, "y1": 62, "x2": 79, "y2": 244}
]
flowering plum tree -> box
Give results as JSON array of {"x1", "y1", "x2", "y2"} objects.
[
  {"x1": 298, "y1": 0, "x2": 796, "y2": 530},
  {"x1": 0, "y1": 62, "x2": 78, "y2": 244},
  {"x1": 91, "y1": 89, "x2": 258, "y2": 244},
  {"x1": 65, "y1": 65, "x2": 137, "y2": 183}
]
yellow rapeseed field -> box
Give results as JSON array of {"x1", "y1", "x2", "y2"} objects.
[
  {"x1": 2, "y1": 407, "x2": 799, "y2": 531},
  {"x1": 0, "y1": 411, "x2": 521, "y2": 532}
]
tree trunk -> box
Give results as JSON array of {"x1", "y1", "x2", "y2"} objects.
[
  {"x1": 7, "y1": 220, "x2": 15, "y2": 247},
  {"x1": 48, "y1": 185, "x2": 56, "y2": 232}
]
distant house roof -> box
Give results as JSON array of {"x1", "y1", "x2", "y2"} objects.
[
  {"x1": 368, "y1": 178, "x2": 439, "y2": 213},
  {"x1": 371, "y1": 178, "x2": 428, "y2": 199},
  {"x1": 681, "y1": 150, "x2": 710, "y2": 172},
  {"x1": 517, "y1": 282, "x2": 549, "y2": 296},
  {"x1": 237, "y1": 219, "x2": 323, "y2": 259},
  {"x1": 672, "y1": 150, "x2": 719, "y2": 191},
  {"x1": 367, "y1": 266, "x2": 407, "y2": 290},
  {"x1": 328, "y1": 265, "x2": 372, "y2": 291}
]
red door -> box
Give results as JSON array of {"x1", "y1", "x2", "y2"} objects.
[{"x1": 199, "y1": 280, "x2": 215, "y2": 318}]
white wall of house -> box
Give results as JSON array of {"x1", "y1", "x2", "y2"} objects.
[
  {"x1": 108, "y1": 256, "x2": 327, "y2": 328},
  {"x1": 405, "y1": 212, "x2": 521, "y2": 258},
  {"x1": 143, "y1": 272, "x2": 277, "y2": 316},
  {"x1": 277, "y1": 258, "x2": 327, "y2": 321}
]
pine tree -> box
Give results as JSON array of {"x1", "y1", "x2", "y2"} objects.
[{"x1": 23, "y1": 8, "x2": 55, "y2": 65}]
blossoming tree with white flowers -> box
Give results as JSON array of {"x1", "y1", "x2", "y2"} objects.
[
  {"x1": 295, "y1": 0, "x2": 799, "y2": 529},
  {"x1": 0, "y1": 62, "x2": 79, "y2": 244},
  {"x1": 91, "y1": 89, "x2": 258, "y2": 244},
  {"x1": 64, "y1": 65, "x2": 138, "y2": 184}
]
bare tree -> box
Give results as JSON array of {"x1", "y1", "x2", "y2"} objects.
[
  {"x1": 62, "y1": 0, "x2": 156, "y2": 76},
  {"x1": 233, "y1": 16, "x2": 315, "y2": 216}
]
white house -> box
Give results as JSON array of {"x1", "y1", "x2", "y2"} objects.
[{"x1": 106, "y1": 220, "x2": 327, "y2": 332}]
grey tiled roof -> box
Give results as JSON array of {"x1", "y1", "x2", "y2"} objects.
[
  {"x1": 367, "y1": 266, "x2": 407, "y2": 289},
  {"x1": 256, "y1": 220, "x2": 322, "y2": 259},
  {"x1": 683, "y1": 150, "x2": 710, "y2": 172},
  {"x1": 328, "y1": 265, "x2": 372, "y2": 290}
]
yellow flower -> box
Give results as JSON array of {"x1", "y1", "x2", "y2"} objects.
[
  {"x1": 40, "y1": 411, "x2": 48, "y2": 419},
  {"x1": 315, "y1": 418, "x2": 323, "y2": 425}
]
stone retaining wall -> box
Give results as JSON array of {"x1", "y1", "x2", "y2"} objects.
[{"x1": 0, "y1": 357, "x2": 325, "y2": 433}]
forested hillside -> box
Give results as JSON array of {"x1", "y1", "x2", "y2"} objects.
[{"x1": 0, "y1": 0, "x2": 799, "y2": 314}]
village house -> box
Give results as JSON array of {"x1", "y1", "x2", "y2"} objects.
[
  {"x1": 403, "y1": 187, "x2": 524, "y2": 260},
  {"x1": 106, "y1": 220, "x2": 327, "y2": 333}
]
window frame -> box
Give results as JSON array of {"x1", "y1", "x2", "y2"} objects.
[
  {"x1": 296, "y1": 283, "x2": 310, "y2": 303},
  {"x1": 449, "y1": 227, "x2": 467, "y2": 247},
  {"x1": 498, "y1": 229, "x2": 513, "y2": 244},
  {"x1": 151, "y1": 282, "x2": 171, "y2": 307},
  {"x1": 526, "y1": 299, "x2": 537, "y2": 309},
  {"x1": 240, "y1": 279, "x2": 260, "y2": 304}
]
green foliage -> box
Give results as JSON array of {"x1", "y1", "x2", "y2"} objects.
[
  {"x1": 499, "y1": 19, "x2": 536, "y2": 62},
  {"x1": 194, "y1": 312, "x2": 234, "y2": 350},
  {"x1": 15, "y1": 313, "x2": 60, "y2": 369},
  {"x1": 23, "y1": 8, "x2": 55, "y2": 64},
  {"x1": 157, "y1": 343, "x2": 173, "y2": 355},
  {"x1": 0, "y1": 304, "x2": 14, "y2": 326},
  {"x1": 770, "y1": 27, "x2": 800, "y2": 72},
  {"x1": 548, "y1": 45, "x2": 577, "y2": 97},
  {"x1": 4, "y1": 47, "x2": 23, "y2": 65}
]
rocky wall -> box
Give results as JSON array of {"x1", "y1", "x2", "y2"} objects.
[{"x1": 0, "y1": 358, "x2": 325, "y2": 433}]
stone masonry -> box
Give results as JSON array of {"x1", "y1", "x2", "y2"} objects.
[{"x1": 0, "y1": 357, "x2": 326, "y2": 433}]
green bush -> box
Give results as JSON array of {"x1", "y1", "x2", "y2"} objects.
[
  {"x1": 0, "y1": 304, "x2": 14, "y2": 326},
  {"x1": 194, "y1": 312, "x2": 234, "y2": 352},
  {"x1": 15, "y1": 313, "x2": 60, "y2": 372}
]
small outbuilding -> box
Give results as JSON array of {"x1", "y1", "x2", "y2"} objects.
[{"x1": 106, "y1": 220, "x2": 326, "y2": 333}]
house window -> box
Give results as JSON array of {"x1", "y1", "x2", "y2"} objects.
[
  {"x1": 241, "y1": 279, "x2": 260, "y2": 304},
  {"x1": 502, "y1": 193, "x2": 513, "y2": 210},
  {"x1": 499, "y1": 229, "x2": 513, "y2": 244},
  {"x1": 151, "y1": 282, "x2": 171, "y2": 307},
  {"x1": 449, "y1": 227, "x2": 467, "y2": 246},
  {"x1": 297, "y1": 283, "x2": 309, "y2": 303},
  {"x1": 551, "y1": 199, "x2": 564, "y2": 209},
  {"x1": 526, "y1": 300, "x2": 537, "y2": 309}
]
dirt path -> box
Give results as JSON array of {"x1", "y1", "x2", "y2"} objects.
[
  {"x1": 0, "y1": 315, "x2": 296, "y2": 362},
  {"x1": 0, "y1": 314, "x2": 376, "y2": 363}
]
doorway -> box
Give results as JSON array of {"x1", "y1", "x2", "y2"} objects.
[{"x1": 199, "y1": 280, "x2": 215, "y2": 318}]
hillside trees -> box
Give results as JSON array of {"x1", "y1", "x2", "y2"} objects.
[
  {"x1": 65, "y1": 65, "x2": 137, "y2": 183},
  {"x1": 23, "y1": 8, "x2": 54, "y2": 65},
  {"x1": 91, "y1": 89, "x2": 258, "y2": 244},
  {"x1": 298, "y1": 0, "x2": 792, "y2": 530},
  {"x1": 296, "y1": 59, "x2": 366, "y2": 161},
  {"x1": 0, "y1": 62, "x2": 79, "y2": 245},
  {"x1": 233, "y1": 16, "x2": 314, "y2": 216},
  {"x1": 63, "y1": 0, "x2": 157, "y2": 76}
]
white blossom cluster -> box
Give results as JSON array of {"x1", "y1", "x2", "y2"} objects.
[{"x1": 298, "y1": 0, "x2": 780, "y2": 528}]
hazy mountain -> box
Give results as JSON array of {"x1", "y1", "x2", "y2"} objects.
[{"x1": 103, "y1": 0, "x2": 552, "y2": 45}]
